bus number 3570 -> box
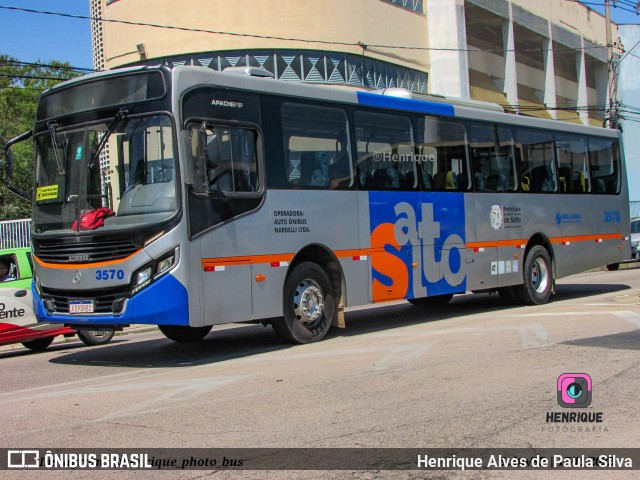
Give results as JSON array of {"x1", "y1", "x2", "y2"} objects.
[{"x1": 96, "y1": 270, "x2": 125, "y2": 281}]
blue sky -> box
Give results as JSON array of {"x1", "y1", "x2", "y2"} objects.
[
  {"x1": 1, "y1": 1, "x2": 92, "y2": 69},
  {"x1": 0, "y1": 1, "x2": 639, "y2": 71}
]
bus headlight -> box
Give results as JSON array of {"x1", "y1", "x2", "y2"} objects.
[
  {"x1": 130, "y1": 248, "x2": 178, "y2": 295},
  {"x1": 132, "y1": 266, "x2": 153, "y2": 294},
  {"x1": 156, "y1": 253, "x2": 175, "y2": 276}
]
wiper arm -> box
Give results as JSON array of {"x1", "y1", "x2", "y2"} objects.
[
  {"x1": 89, "y1": 108, "x2": 128, "y2": 168},
  {"x1": 47, "y1": 121, "x2": 65, "y2": 175}
]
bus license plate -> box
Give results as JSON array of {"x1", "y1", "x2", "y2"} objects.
[{"x1": 69, "y1": 300, "x2": 94, "y2": 314}]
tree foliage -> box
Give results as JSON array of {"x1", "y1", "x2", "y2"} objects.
[{"x1": 0, "y1": 55, "x2": 83, "y2": 220}]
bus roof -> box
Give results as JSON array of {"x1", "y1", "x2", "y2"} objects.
[{"x1": 45, "y1": 64, "x2": 620, "y2": 139}]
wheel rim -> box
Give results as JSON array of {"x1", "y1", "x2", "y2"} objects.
[
  {"x1": 531, "y1": 257, "x2": 549, "y2": 294},
  {"x1": 293, "y1": 279, "x2": 324, "y2": 326},
  {"x1": 88, "y1": 331, "x2": 108, "y2": 339}
]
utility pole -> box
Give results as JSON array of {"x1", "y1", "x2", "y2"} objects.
[{"x1": 605, "y1": 0, "x2": 619, "y2": 129}]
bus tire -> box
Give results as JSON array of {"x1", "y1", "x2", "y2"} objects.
[
  {"x1": 77, "y1": 329, "x2": 115, "y2": 346},
  {"x1": 22, "y1": 336, "x2": 55, "y2": 351},
  {"x1": 408, "y1": 293, "x2": 453, "y2": 307},
  {"x1": 515, "y1": 245, "x2": 553, "y2": 305},
  {"x1": 159, "y1": 325, "x2": 212, "y2": 343},
  {"x1": 606, "y1": 263, "x2": 620, "y2": 271},
  {"x1": 273, "y1": 262, "x2": 335, "y2": 344}
]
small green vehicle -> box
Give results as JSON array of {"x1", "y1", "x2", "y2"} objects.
[{"x1": 0, "y1": 247, "x2": 115, "y2": 351}]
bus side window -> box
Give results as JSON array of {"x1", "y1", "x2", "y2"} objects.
[
  {"x1": 281, "y1": 103, "x2": 352, "y2": 190},
  {"x1": 555, "y1": 134, "x2": 590, "y2": 194},
  {"x1": 515, "y1": 128, "x2": 557, "y2": 193},
  {"x1": 353, "y1": 111, "x2": 416, "y2": 191},
  {"x1": 203, "y1": 127, "x2": 259, "y2": 194},
  {"x1": 588, "y1": 138, "x2": 620, "y2": 194},
  {"x1": 469, "y1": 124, "x2": 494, "y2": 192},
  {"x1": 495, "y1": 127, "x2": 517, "y2": 191},
  {"x1": 417, "y1": 116, "x2": 470, "y2": 192}
]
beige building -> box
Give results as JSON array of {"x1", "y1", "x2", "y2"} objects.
[{"x1": 90, "y1": 0, "x2": 620, "y2": 125}]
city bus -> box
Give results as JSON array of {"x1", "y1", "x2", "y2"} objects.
[{"x1": 3, "y1": 65, "x2": 630, "y2": 344}]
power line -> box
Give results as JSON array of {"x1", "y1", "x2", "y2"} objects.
[
  {"x1": 0, "y1": 73, "x2": 76, "y2": 82},
  {"x1": 0, "y1": 59, "x2": 93, "y2": 73},
  {"x1": 0, "y1": 4, "x2": 611, "y2": 55}
]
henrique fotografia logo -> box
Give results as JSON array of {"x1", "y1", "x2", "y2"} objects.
[
  {"x1": 544, "y1": 373, "x2": 606, "y2": 433},
  {"x1": 557, "y1": 373, "x2": 592, "y2": 408}
]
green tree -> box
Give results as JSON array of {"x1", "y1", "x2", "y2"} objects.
[{"x1": 0, "y1": 55, "x2": 84, "y2": 220}]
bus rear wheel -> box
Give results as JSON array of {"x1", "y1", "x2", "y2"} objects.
[
  {"x1": 273, "y1": 262, "x2": 336, "y2": 344},
  {"x1": 515, "y1": 245, "x2": 553, "y2": 305},
  {"x1": 159, "y1": 325, "x2": 212, "y2": 343}
]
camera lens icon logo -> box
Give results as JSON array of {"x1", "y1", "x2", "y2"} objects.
[{"x1": 557, "y1": 373, "x2": 592, "y2": 408}]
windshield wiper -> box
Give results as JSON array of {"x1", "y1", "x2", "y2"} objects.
[
  {"x1": 47, "y1": 121, "x2": 66, "y2": 175},
  {"x1": 89, "y1": 108, "x2": 128, "y2": 168}
]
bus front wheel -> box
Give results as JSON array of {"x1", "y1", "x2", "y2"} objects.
[
  {"x1": 515, "y1": 245, "x2": 553, "y2": 305},
  {"x1": 273, "y1": 262, "x2": 336, "y2": 344},
  {"x1": 159, "y1": 325, "x2": 212, "y2": 343}
]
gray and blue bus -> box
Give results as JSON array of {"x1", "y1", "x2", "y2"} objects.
[{"x1": 4, "y1": 65, "x2": 630, "y2": 344}]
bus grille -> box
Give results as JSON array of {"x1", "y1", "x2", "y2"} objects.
[
  {"x1": 34, "y1": 240, "x2": 139, "y2": 264},
  {"x1": 41, "y1": 286, "x2": 130, "y2": 314}
]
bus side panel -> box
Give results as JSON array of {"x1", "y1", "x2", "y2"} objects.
[
  {"x1": 198, "y1": 199, "x2": 272, "y2": 325},
  {"x1": 367, "y1": 191, "x2": 467, "y2": 302},
  {"x1": 268, "y1": 189, "x2": 365, "y2": 309},
  {"x1": 553, "y1": 195, "x2": 597, "y2": 278},
  {"x1": 589, "y1": 194, "x2": 631, "y2": 272},
  {"x1": 471, "y1": 194, "x2": 526, "y2": 289}
]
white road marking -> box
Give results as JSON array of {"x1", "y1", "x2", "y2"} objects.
[
  {"x1": 367, "y1": 343, "x2": 437, "y2": 373},
  {"x1": 96, "y1": 375, "x2": 251, "y2": 421},
  {"x1": 613, "y1": 311, "x2": 640, "y2": 329},
  {"x1": 368, "y1": 324, "x2": 549, "y2": 348},
  {"x1": 516, "y1": 325, "x2": 549, "y2": 348}
]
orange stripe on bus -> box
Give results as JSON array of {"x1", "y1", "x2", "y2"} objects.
[
  {"x1": 466, "y1": 239, "x2": 528, "y2": 249},
  {"x1": 202, "y1": 249, "x2": 374, "y2": 269},
  {"x1": 468, "y1": 233, "x2": 622, "y2": 250},
  {"x1": 201, "y1": 232, "x2": 623, "y2": 270},
  {"x1": 33, "y1": 251, "x2": 142, "y2": 269},
  {"x1": 550, "y1": 233, "x2": 622, "y2": 244},
  {"x1": 201, "y1": 253, "x2": 294, "y2": 269},
  {"x1": 334, "y1": 249, "x2": 372, "y2": 258}
]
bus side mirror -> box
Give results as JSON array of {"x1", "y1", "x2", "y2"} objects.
[{"x1": 4, "y1": 130, "x2": 34, "y2": 203}]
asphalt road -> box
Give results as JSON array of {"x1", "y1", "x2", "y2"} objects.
[{"x1": 1, "y1": 267, "x2": 639, "y2": 479}]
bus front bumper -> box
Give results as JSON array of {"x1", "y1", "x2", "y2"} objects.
[{"x1": 33, "y1": 273, "x2": 189, "y2": 327}]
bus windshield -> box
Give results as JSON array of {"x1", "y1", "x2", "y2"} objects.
[{"x1": 33, "y1": 114, "x2": 178, "y2": 234}]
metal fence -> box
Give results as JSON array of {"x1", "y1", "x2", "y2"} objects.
[{"x1": 0, "y1": 218, "x2": 31, "y2": 250}]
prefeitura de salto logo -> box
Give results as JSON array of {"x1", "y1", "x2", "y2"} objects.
[{"x1": 490, "y1": 205, "x2": 503, "y2": 230}]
